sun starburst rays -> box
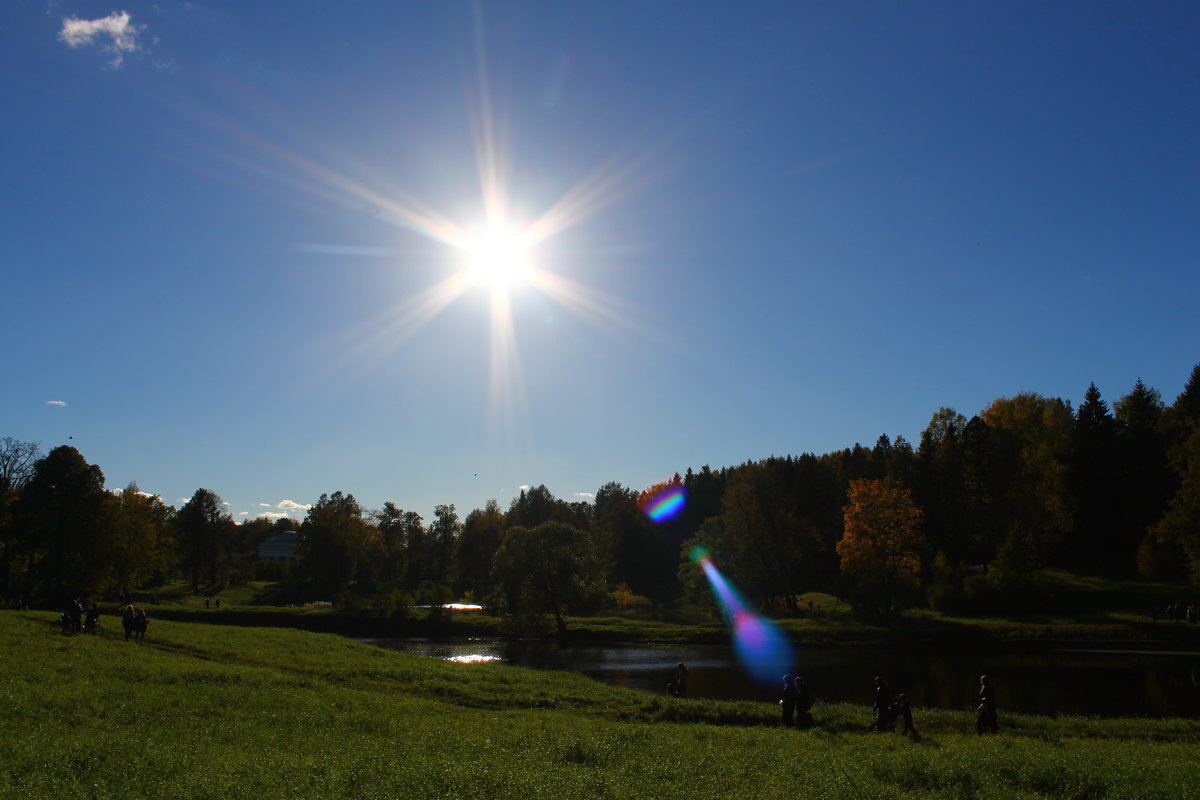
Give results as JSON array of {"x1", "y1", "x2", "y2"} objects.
[{"x1": 177, "y1": 14, "x2": 664, "y2": 446}]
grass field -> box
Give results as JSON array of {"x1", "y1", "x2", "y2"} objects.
[{"x1": 3, "y1": 611, "x2": 1199, "y2": 799}]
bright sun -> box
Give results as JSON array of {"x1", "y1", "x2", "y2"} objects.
[{"x1": 464, "y1": 226, "x2": 534, "y2": 291}]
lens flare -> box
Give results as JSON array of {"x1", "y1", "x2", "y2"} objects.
[
  {"x1": 693, "y1": 551, "x2": 793, "y2": 686},
  {"x1": 640, "y1": 485, "x2": 686, "y2": 522}
]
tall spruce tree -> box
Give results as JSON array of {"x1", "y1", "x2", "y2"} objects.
[
  {"x1": 1069, "y1": 383, "x2": 1123, "y2": 572},
  {"x1": 1115, "y1": 379, "x2": 1174, "y2": 572}
]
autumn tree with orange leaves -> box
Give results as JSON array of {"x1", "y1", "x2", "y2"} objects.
[{"x1": 837, "y1": 478, "x2": 926, "y2": 618}]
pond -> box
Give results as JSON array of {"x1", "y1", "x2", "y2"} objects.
[{"x1": 367, "y1": 637, "x2": 1200, "y2": 719}]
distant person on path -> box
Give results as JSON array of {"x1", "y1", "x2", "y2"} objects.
[
  {"x1": 121, "y1": 605, "x2": 136, "y2": 642},
  {"x1": 894, "y1": 693, "x2": 915, "y2": 736},
  {"x1": 871, "y1": 676, "x2": 892, "y2": 731},
  {"x1": 133, "y1": 608, "x2": 149, "y2": 645},
  {"x1": 780, "y1": 674, "x2": 797, "y2": 726},
  {"x1": 68, "y1": 598, "x2": 83, "y2": 634},
  {"x1": 794, "y1": 675, "x2": 814, "y2": 729},
  {"x1": 976, "y1": 674, "x2": 999, "y2": 734},
  {"x1": 667, "y1": 663, "x2": 689, "y2": 697}
]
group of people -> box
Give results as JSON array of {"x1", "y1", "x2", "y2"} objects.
[
  {"x1": 1161, "y1": 601, "x2": 1199, "y2": 624},
  {"x1": 779, "y1": 674, "x2": 814, "y2": 728},
  {"x1": 868, "y1": 676, "x2": 915, "y2": 735},
  {"x1": 60, "y1": 598, "x2": 101, "y2": 634},
  {"x1": 870, "y1": 673, "x2": 998, "y2": 736},
  {"x1": 120, "y1": 604, "x2": 150, "y2": 644},
  {"x1": 665, "y1": 662, "x2": 999, "y2": 736}
]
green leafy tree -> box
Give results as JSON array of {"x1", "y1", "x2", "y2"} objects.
[
  {"x1": 427, "y1": 504, "x2": 461, "y2": 585},
  {"x1": 980, "y1": 393, "x2": 1074, "y2": 563},
  {"x1": 1149, "y1": 425, "x2": 1200, "y2": 585},
  {"x1": 101, "y1": 483, "x2": 172, "y2": 596},
  {"x1": 594, "y1": 481, "x2": 673, "y2": 601},
  {"x1": 298, "y1": 492, "x2": 382, "y2": 592},
  {"x1": 374, "y1": 501, "x2": 409, "y2": 584},
  {"x1": 836, "y1": 478, "x2": 926, "y2": 618},
  {"x1": 12, "y1": 446, "x2": 108, "y2": 600},
  {"x1": 176, "y1": 488, "x2": 233, "y2": 592},
  {"x1": 455, "y1": 499, "x2": 503, "y2": 597},
  {"x1": 492, "y1": 521, "x2": 605, "y2": 635}
]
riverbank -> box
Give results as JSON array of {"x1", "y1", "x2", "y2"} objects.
[
  {"x1": 4, "y1": 611, "x2": 1198, "y2": 800},
  {"x1": 98, "y1": 570, "x2": 1200, "y2": 651},
  {"x1": 138, "y1": 603, "x2": 1200, "y2": 652}
]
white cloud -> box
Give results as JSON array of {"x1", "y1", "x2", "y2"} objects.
[
  {"x1": 574, "y1": 492, "x2": 595, "y2": 500},
  {"x1": 238, "y1": 511, "x2": 248, "y2": 516},
  {"x1": 46, "y1": 400, "x2": 67, "y2": 407},
  {"x1": 518, "y1": 485, "x2": 531, "y2": 492},
  {"x1": 258, "y1": 512, "x2": 292, "y2": 520},
  {"x1": 175, "y1": 498, "x2": 190, "y2": 505},
  {"x1": 277, "y1": 500, "x2": 312, "y2": 512},
  {"x1": 258, "y1": 503, "x2": 272, "y2": 507},
  {"x1": 58, "y1": 11, "x2": 145, "y2": 68}
]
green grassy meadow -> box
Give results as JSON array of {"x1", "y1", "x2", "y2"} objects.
[{"x1": 3, "y1": 612, "x2": 1199, "y2": 800}]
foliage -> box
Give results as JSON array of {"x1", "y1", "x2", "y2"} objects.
[
  {"x1": 492, "y1": 521, "x2": 606, "y2": 634},
  {"x1": 1150, "y1": 425, "x2": 1200, "y2": 583},
  {"x1": 10, "y1": 446, "x2": 108, "y2": 599},
  {"x1": 837, "y1": 478, "x2": 926, "y2": 618},
  {"x1": 4, "y1": 363, "x2": 1200, "y2": 612},
  {"x1": 297, "y1": 491, "x2": 382, "y2": 591},
  {"x1": 175, "y1": 488, "x2": 234, "y2": 592}
]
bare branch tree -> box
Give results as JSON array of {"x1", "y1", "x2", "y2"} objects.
[{"x1": 0, "y1": 438, "x2": 42, "y2": 491}]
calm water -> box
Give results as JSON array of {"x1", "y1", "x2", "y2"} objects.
[{"x1": 368, "y1": 637, "x2": 1200, "y2": 719}]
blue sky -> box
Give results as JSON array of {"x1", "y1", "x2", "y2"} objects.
[{"x1": 3, "y1": 1, "x2": 1198, "y2": 523}]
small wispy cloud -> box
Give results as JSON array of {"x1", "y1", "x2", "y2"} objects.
[
  {"x1": 575, "y1": 492, "x2": 595, "y2": 500},
  {"x1": 58, "y1": 11, "x2": 145, "y2": 68},
  {"x1": 175, "y1": 497, "x2": 190, "y2": 505},
  {"x1": 46, "y1": 400, "x2": 67, "y2": 407},
  {"x1": 277, "y1": 500, "x2": 312, "y2": 513},
  {"x1": 238, "y1": 511, "x2": 249, "y2": 516},
  {"x1": 518, "y1": 484, "x2": 531, "y2": 492},
  {"x1": 258, "y1": 503, "x2": 272, "y2": 507},
  {"x1": 258, "y1": 511, "x2": 292, "y2": 521}
]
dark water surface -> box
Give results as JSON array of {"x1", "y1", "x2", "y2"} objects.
[{"x1": 368, "y1": 637, "x2": 1200, "y2": 719}]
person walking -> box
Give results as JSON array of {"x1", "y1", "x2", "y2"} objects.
[
  {"x1": 895, "y1": 693, "x2": 915, "y2": 736},
  {"x1": 779, "y1": 674, "x2": 797, "y2": 726},
  {"x1": 976, "y1": 674, "x2": 999, "y2": 734},
  {"x1": 121, "y1": 605, "x2": 136, "y2": 641},
  {"x1": 667, "y1": 663, "x2": 690, "y2": 697},
  {"x1": 133, "y1": 608, "x2": 149, "y2": 645},
  {"x1": 871, "y1": 676, "x2": 892, "y2": 731},
  {"x1": 794, "y1": 675, "x2": 814, "y2": 729}
]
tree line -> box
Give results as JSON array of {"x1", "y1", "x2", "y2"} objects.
[{"x1": 2, "y1": 364, "x2": 1198, "y2": 620}]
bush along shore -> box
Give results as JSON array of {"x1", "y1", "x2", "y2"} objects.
[{"x1": 5, "y1": 611, "x2": 1200, "y2": 800}]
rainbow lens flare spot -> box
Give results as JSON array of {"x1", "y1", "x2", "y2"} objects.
[
  {"x1": 695, "y1": 554, "x2": 794, "y2": 686},
  {"x1": 641, "y1": 485, "x2": 686, "y2": 522}
]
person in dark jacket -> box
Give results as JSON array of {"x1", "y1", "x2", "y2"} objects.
[{"x1": 976, "y1": 674, "x2": 998, "y2": 734}]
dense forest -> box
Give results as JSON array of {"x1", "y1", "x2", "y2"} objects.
[{"x1": 3, "y1": 365, "x2": 1199, "y2": 621}]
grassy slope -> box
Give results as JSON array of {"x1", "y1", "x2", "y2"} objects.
[{"x1": 3, "y1": 612, "x2": 1199, "y2": 800}]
